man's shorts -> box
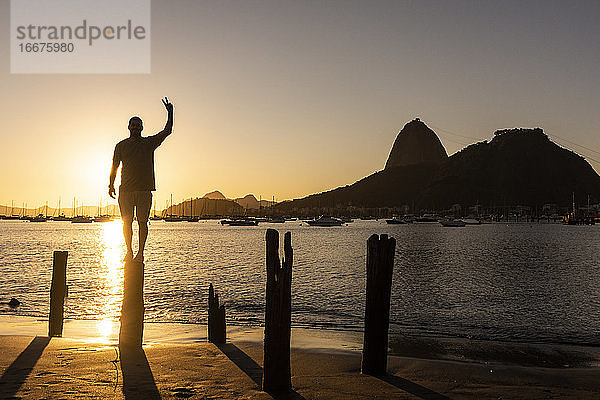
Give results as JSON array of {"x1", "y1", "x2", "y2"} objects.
[{"x1": 118, "y1": 191, "x2": 152, "y2": 222}]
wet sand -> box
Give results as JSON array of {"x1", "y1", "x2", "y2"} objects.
[{"x1": 0, "y1": 316, "x2": 599, "y2": 399}]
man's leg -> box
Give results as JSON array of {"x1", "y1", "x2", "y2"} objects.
[
  {"x1": 134, "y1": 191, "x2": 152, "y2": 262},
  {"x1": 118, "y1": 192, "x2": 135, "y2": 261}
]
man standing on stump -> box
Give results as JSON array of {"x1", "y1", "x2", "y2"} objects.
[{"x1": 109, "y1": 97, "x2": 174, "y2": 262}]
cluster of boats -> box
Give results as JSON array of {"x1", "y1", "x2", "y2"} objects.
[
  {"x1": 0, "y1": 213, "x2": 120, "y2": 223},
  {"x1": 6, "y1": 209, "x2": 595, "y2": 227},
  {"x1": 1, "y1": 213, "x2": 351, "y2": 226},
  {"x1": 219, "y1": 215, "x2": 352, "y2": 227},
  {"x1": 159, "y1": 215, "x2": 200, "y2": 222},
  {"x1": 386, "y1": 215, "x2": 483, "y2": 227},
  {"x1": 219, "y1": 215, "x2": 487, "y2": 227},
  {"x1": 562, "y1": 214, "x2": 596, "y2": 225}
]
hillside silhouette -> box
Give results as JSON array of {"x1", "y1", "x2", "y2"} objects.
[
  {"x1": 419, "y1": 128, "x2": 600, "y2": 209},
  {"x1": 277, "y1": 121, "x2": 600, "y2": 212}
]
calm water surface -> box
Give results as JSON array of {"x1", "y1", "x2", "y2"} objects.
[{"x1": 0, "y1": 219, "x2": 598, "y2": 345}]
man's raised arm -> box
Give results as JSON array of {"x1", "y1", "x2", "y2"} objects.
[{"x1": 151, "y1": 97, "x2": 174, "y2": 148}]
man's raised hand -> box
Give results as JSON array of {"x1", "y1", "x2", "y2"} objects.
[{"x1": 162, "y1": 97, "x2": 173, "y2": 112}]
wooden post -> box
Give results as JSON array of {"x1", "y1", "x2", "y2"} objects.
[
  {"x1": 263, "y1": 229, "x2": 292, "y2": 393},
  {"x1": 208, "y1": 283, "x2": 226, "y2": 344},
  {"x1": 49, "y1": 251, "x2": 68, "y2": 337},
  {"x1": 361, "y1": 234, "x2": 396, "y2": 376},
  {"x1": 119, "y1": 260, "x2": 144, "y2": 347}
]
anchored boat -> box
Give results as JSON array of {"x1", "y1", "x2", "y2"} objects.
[{"x1": 305, "y1": 216, "x2": 345, "y2": 226}]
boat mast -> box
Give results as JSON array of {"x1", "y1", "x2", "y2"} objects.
[{"x1": 587, "y1": 194, "x2": 590, "y2": 217}]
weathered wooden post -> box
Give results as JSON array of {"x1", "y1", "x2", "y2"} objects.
[
  {"x1": 49, "y1": 251, "x2": 68, "y2": 337},
  {"x1": 208, "y1": 283, "x2": 226, "y2": 344},
  {"x1": 361, "y1": 234, "x2": 396, "y2": 376},
  {"x1": 263, "y1": 229, "x2": 292, "y2": 393},
  {"x1": 119, "y1": 260, "x2": 144, "y2": 347}
]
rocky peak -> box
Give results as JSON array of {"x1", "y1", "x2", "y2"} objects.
[
  {"x1": 202, "y1": 190, "x2": 226, "y2": 200},
  {"x1": 385, "y1": 119, "x2": 448, "y2": 169}
]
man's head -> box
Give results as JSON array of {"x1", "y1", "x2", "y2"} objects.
[{"x1": 128, "y1": 116, "x2": 143, "y2": 137}]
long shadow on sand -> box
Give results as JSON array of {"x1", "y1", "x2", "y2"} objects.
[
  {"x1": 378, "y1": 374, "x2": 450, "y2": 400},
  {"x1": 120, "y1": 344, "x2": 161, "y2": 399},
  {"x1": 0, "y1": 336, "x2": 51, "y2": 398},
  {"x1": 216, "y1": 343, "x2": 306, "y2": 400}
]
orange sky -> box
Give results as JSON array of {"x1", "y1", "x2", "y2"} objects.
[{"x1": 1, "y1": 1, "x2": 599, "y2": 210}]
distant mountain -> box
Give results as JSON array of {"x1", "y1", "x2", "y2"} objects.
[
  {"x1": 164, "y1": 194, "x2": 273, "y2": 216},
  {"x1": 167, "y1": 197, "x2": 243, "y2": 217},
  {"x1": 130, "y1": 191, "x2": 272, "y2": 217},
  {"x1": 233, "y1": 194, "x2": 274, "y2": 209},
  {"x1": 277, "y1": 122, "x2": 600, "y2": 213},
  {"x1": 203, "y1": 190, "x2": 227, "y2": 200},
  {"x1": 235, "y1": 194, "x2": 259, "y2": 209}
]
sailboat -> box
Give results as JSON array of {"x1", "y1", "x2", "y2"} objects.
[
  {"x1": 30, "y1": 202, "x2": 49, "y2": 222},
  {"x1": 19, "y1": 202, "x2": 29, "y2": 220},
  {"x1": 53, "y1": 197, "x2": 72, "y2": 221},
  {"x1": 4, "y1": 201, "x2": 21, "y2": 220},
  {"x1": 5, "y1": 200, "x2": 20, "y2": 219},
  {"x1": 164, "y1": 194, "x2": 183, "y2": 222},
  {"x1": 72, "y1": 199, "x2": 92, "y2": 223},
  {"x1": 186, "y1": 198, "x2": 199, "y2": 222},
  {"x1": 93, "y1": 197, "x2": 112, "y2": 222},
  {"x1": 563, "y1": 192, "x2": 595, "y2": 225},
  {"x1": 305, "y1": 216, "x2": 345, "y2": 226},
  {"x1": 149, "y1": 200, "x2": 162, "y2": 221}
]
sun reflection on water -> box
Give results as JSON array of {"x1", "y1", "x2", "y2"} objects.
[{"x1": 96, "y1": 220, "x2": 125, "y2": 343}]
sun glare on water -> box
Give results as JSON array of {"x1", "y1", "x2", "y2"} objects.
[{"x1": 96, "y1": 220, "x2": 125, "y2": 343}]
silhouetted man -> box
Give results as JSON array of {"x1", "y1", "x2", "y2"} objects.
[{"x1": 109, "y1": 97, "x2": 173, "y2": 262}]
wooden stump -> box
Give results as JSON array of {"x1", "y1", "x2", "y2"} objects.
[
  {"x1": 208, "y1": 283, "x2": 226, "y2": 344},
  {"x1": 49, "y1": 251, "x2": 68, "y2": 337},
  {"x1": 361, "y1": 233, "x2": 396, "y2": 376},
  {"x1": 262, "y1": 229, "x2": 292, "y2": 393},
  {"x1": 119, "y1": 260, "x2": 145, "y2": 348}
]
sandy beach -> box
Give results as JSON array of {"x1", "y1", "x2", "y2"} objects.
[{"x1": 0, "y1": 316, "x2": 599, "y2": 399}]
